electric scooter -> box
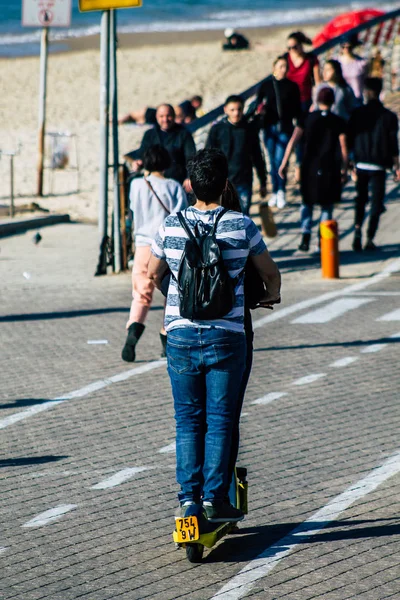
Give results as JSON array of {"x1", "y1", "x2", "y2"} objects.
[{"x1": 173, "y1": 467, "x2": 248, "y2": 563}]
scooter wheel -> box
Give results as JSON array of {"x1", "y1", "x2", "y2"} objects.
[{"x1": 186, "y1": 543, "x2": 204, "y2": 563}]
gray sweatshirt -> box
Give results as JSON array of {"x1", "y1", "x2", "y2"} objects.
[{"x1": 130, "y1": 174, "x2": 187, "y2": 246}]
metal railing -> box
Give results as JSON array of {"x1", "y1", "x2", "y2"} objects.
[{"x1": 187, "y1": 8, "x2": 400, "y2": 149}]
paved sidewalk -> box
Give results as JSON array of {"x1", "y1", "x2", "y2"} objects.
[{"x1": 1, "y1": 136, "x2": 400, "y2": 599}]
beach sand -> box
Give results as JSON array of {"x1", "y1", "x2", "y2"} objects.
[{"x1": 0, "y1": 24, "x2": 321, "y2": 221}]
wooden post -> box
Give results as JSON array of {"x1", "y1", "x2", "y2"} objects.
[{"x1": 37, "y1": 27, "x2": 49, "y2": 197}]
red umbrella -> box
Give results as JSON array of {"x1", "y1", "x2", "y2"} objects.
[{"x1": 313, "y1": 9, "x2": 385, "y2": 48}]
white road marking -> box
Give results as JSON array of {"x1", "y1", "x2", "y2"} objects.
[
  {"x1": 92, "y1": 467, "x2": 149, "y2": 490},
  {"x1": 251, "y1": 392, "x2": 287, "y2": 406},
  {"x1": 87, "y1": 340, "x2": 109, "y2": 344},
  {"x1": 159, "y1": 442, "x2": 176, "y2": 454},
  {"x1": 292, "y1": 374, "x2": 326, "y2": 386},
  {"x1": 330, "y1": 357, "x2": 359, "y2": 368},
  {"x1": 22, "y1": 505, "x2": 77, "y2": 528},
  {"x1": 352, "y1": 291, "x2": 400, "y2": 296},
  {"x1": 361, "y1": 344, "x2": 388, "y2": 354},
  {"x1": 210, "y1": 449, "x2": 400, "y2": 600},
  {"x1": 291, "y1": 298, "x2": 374, "y2": 324},
  {"x1": 0, "y1": 547, "x2": 7, "y2": 555},
  {"x1": 0, "y1": 359, "x2": 166, "y2": 430},
  {"x1": 377, "y1": 308, "x2": 400, "y2": 321},
  {"x1": 391, "y1": 332, "x2": 400, "y2": 338},
  {"x1": 252, "y1": 258, "x2": 400, "y2": 330}
]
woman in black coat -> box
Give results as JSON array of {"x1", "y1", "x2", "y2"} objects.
[{"x1": 279, "y1": 87, "x2": 348, "y2": 251}]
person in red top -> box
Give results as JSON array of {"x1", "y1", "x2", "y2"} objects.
[{"x1": 285, "y1": 31, "x2": 321, "y2": 181}]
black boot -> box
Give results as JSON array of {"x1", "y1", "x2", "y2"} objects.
[
  {"x1": 121, "y1": 323, "x2": 145, "y2": 362},
  {"x1": 298, "y1": 233, "x2": 310, "y2": 252},
  {"x1": 160, "y1": 333, "x2": 167, "y2": 358},
  {"x1": 352, "y1": 229, "x2": 362, "y2": 252}
]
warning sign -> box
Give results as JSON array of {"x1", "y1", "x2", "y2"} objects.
[
  {"x1": 79, "y1": 0, "x2": 142, "y2": 11},
  {"x1": 22, "y1": 0, "x2": 72, "y2": 27}
]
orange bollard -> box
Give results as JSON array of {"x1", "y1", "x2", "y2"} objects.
[{"x1": 320, "y1": 220, "x2": 339, "y2": 279}]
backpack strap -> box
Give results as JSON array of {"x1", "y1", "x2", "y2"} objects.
[
  {"x1": 210, "y1": 207, "x2": 228, "y2": 235},
  {"x1": 177, "y1": 211, "x2": 198, "y2": 243}
]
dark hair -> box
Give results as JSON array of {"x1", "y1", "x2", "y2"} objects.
[
  {"x1": 187, "y1": 149, "x2": 228, "y2": 203},
  {"x1": 273, "y1": 54, "x2": 288, "y2": 67},
  {"x1": 179, "y1": 100, "x2": 196, "y2": 120},
  {"x1": 190, "y1": 95, "x2": 203, "y2": 105},
  {"x1": 341, "y1": 33, "x2": 361, "y2": 48},
  {"x1": 364, "y1": 77, "x2": 383, "y2": 96},
  {"x1": 287, "y1": 31, "x2": 312, "y2": 46},
  {"x1": 324, "y1": 59, "x2": 347, "y2": 88},
  {"x1": 316, "y1": 86, "x2": 335, "y2": 107},
  {"x1": 221, "y1": 180, "x2": 242, "y2": 212},
  {"x1": 224, "y1": 94, "x2": 244, "y2": 107},
  {"x1": 142, "y1": 144, "x2": 171, "y2": 172}
]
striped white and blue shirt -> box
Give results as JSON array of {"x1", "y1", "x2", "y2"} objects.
[{"x1": 151, "y1": 206, "x2": 267, "y2": 333}]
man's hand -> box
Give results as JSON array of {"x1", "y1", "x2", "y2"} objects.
[
  {"x1": 258, "y1": 292, "x2": 281, "y2": 308},
  {"x1": 183, "y1": 179, "x2": 193, "y2": 193},
  {"x1": 259, "y1": 185, "x2": 267, "y2": 199},
  {"x1": 394, "y1": 168, "x2": 400, "y2": 182}
]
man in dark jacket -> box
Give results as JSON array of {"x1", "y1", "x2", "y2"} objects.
[
  {"x1": 125, "y1": 104, "x2": 196, "y2": 190},
  {"x1": 348, "y1": 77, "x2": 400, "y2": 251},
  {"x1": 206, "y1": 95, "x2": 267, "y2": 214}
]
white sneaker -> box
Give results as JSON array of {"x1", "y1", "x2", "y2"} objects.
[
  {"x1": 268, "y1": 194, "x2": 277, "y2": 207},
  {"x1": 276, "y1": 190, "x2": 286, "y2": 209}
]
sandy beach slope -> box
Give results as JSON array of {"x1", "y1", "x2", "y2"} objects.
[{"x1": 0, "y1": 24, "x2": 320, "y2": 221}]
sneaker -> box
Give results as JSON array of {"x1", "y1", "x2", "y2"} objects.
[
  {"x1": 276, "y1": 190, "x2": 286, "y2": 209},
  {"x1": 202, "y1": 501, "x2": 244, "y2": 523},
  {"x1": 175, "y1": 500, "x2": 195, "y2": 519},
  {"x1": 268, "y1": 194, "x2": 277, "y2": 207},
  {"x1": 298, "y1": 233, "x2": 310, "y2": 252},
  {"x1": 352, "y1": 231, "x2": 362, "y2": 252},
  {"x1": 364, "y1": 239, "x2": 379, "y2": 251}
]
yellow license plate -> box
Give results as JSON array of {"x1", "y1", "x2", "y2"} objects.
[{"x1": 175, "y1": 515, "x2": 199, "y2": 543}]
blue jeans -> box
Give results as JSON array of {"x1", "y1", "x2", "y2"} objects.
[
  {"x1": 264, "y1": 126, "x2": 290, "y2": 193},
  {"x1": 167, "y1": 327, "x2": 246, "y2": 504},
  {"x1": 301, "y1": 204, "x2": 333, "y2": 234},
  {"x1": 235, "y1": 184, "x2": 252, "y2": 215}
]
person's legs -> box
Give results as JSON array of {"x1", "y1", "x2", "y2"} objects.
[
  {"x1": 320, "y1": 205, "x2": 333, "y2": 223},
  {"x1": 264, "y1": 128, "x2": 278, "y2": 194},
  {"x1": 122, "y1": 246, "x2": 154, "y2": 362},
  {"x1": 201, "y1": 329, "x2": 246, "y2": 506},
  {"x1": 228, "y1": 311, "x2": 253, "y2": 483},
  {"x1": 299, "y1": 203, "x2": 313, "y2": 251},
  {"x1": 167, "y1": 328, "x2": 206, "y2": 505},
  {"x1": 366, "y1": 171, "x2": 386, "y2": 245},
  {"x1": 235, "y1": 184, "x2": 253, "y2": 216},
  {"x1": 275, "y1": 130, "x2": 290, "y2": 193},
  {"x1": 126, "y1": 246, "x2": 154, "y2": 327},
  {"x1": 353, "y1": 169, "x2": 370, "y2": 250}
]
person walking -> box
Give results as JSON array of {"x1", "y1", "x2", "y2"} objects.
[
  {"x1": 313, "y1": 59, "x2": 358, "y2": 121},
  {"x1": 256, "y1": 55, "x2": 302, "y2": 209},
  {"x1": 348, "y1": 77, "x2": 400, "y2": 251},
  {"x1": 337, "y1": 34, "x2": 368, "y2": 103},
  {"x1": 206, "y1": 95, "x2": 267, "y2": 215},
  {"x1": 279, "y1": 87, "x2": 348, "y2": 252},
  {"x1": 122, "y1": 145, "x2": 187, "y2": 362},
  {"x1": 148, "y1": 149, "x2": 281, "y2": 521},
  {"x1": 285, "y1": 31, "x2": 321, "y2": 182},
  {"x1": 124, "y1": 104, "x2": 196, "y2": 191}
]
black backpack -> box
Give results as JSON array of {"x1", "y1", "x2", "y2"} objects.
[{"x1": 176, "y1": 209, "x2": 236, "y2": 320}]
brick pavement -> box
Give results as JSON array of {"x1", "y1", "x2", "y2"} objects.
[{"x1": 1, "y1": 136, "x2": 400, "y2": 598}]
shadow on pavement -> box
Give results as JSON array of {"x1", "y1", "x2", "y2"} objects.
[
  {"x1": 254, "y1": 336, "x2": 399, "y2": 353},
  {"x1": 204, "y1": 517, "x2": 400, "y2": 564},
  {"x1": 0, "y1": 455, "x2": 68, "y2": 468},
  {"x1": 0, "y1": 398, "x2": 58, "y2": 409},
  {"x1": 274, "y1": 243, "x2": 400, "y2": 273},
  {"x1": 0, "y1": 305, "x2": 163, "y2": 323}
]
